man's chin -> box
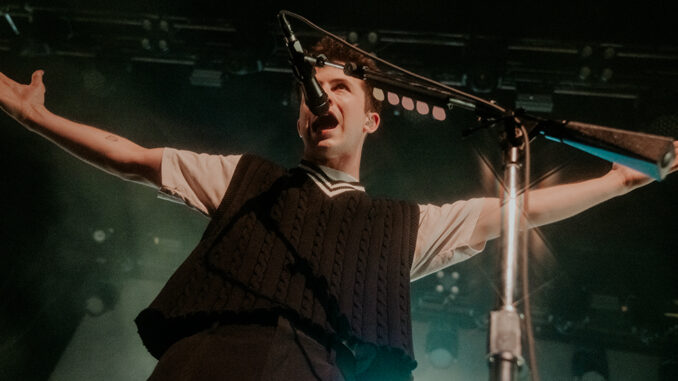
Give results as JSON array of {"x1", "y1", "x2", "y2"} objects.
[{"x1": 305, "y1": 140, "x2": 337, "y2": 158}]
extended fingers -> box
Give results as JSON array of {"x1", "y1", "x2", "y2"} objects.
[{"x1": 30, "y1": 70, "x2": 45, "y2": 86}]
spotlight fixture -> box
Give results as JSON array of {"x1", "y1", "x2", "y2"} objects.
[
  {"x1": 434, "y1": 270, "x2": 461, "y2": 300},
  {"x1": 83, "y1": 282, "x2": 118, "y2": 317},
  {"x1": 572, "y1": 347, "x2": 608, "y2": 381},
  {"x1": 426, "y1": 321, "x2": 459, "y2": 369}
]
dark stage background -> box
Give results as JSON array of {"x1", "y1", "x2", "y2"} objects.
[{"x1": 1, "y1": 1, "x2": 676, "y2": 380}]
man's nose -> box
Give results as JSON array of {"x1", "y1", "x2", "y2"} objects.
[{"x1": 322, "y1": 84, "x2": 335, "y2": 105}]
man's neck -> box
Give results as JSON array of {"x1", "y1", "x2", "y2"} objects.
[{"x1": 303, "y1": 154, "x2": 361, "y2": 180}]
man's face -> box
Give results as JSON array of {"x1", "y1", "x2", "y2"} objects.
[{"x1": 297, "y1": 66, "x2": 379, "y2": 166}]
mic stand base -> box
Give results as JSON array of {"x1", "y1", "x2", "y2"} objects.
[{"x1": 489, "y1": 308, "x2": 523, "y2": 381}]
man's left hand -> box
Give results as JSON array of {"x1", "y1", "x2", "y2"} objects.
[{"x1": 609, "y1": 140, "x2": 678, "y2": 193}]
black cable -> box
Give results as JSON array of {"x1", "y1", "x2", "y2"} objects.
[{"x1": 519, "y1": 125, "x2": 540, "y2": 381}]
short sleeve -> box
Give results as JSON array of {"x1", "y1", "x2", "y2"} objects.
[
  {"x1": 410, "y1": 198, "x2": 487, "y2": 280},
  {"x1": 157, "y1": 148, "x2": 242, "y2": 217}
]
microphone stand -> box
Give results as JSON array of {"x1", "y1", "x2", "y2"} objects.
[{"x1": 490, "y1": 117, "x2": 525, "y2": 381}]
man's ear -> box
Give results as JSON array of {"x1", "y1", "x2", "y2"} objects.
[
  {"x1": 297, "y1": 119, "x2": 303, "y2": 138},
  {"x1": 364, "y1": 112, "x2": 380, "y2": 134}
]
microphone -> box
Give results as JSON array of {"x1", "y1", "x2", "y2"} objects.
[{"x1": 278, "y1": 12, "x2": 329, "y2": 116}]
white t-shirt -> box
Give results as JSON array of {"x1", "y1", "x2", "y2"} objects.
[{"x1": 158, "y1": 148, "x2": 487, "y2": 280}]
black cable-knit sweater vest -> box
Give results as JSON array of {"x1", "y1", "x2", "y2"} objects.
[{"x1": 135, "y1": 154, "x2": 420, "y2": 377}]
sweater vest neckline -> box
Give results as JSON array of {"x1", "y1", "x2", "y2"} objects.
[{"x1": 297, "y1": 160, "x2": 365, "y2": 198}]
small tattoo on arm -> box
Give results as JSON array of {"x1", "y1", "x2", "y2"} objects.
[{"x1": 105, "y1": 135, "x2": 120, "y2": 142}]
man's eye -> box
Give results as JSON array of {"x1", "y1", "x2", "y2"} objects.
[{"x1": 333, "y1": 84, "x2": 348, "y2": 91}]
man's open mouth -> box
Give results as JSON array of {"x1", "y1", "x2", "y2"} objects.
[{"x1": 311, "y1": 113, "x2": 339, "y2": 132}]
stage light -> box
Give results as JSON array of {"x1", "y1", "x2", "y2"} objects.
[
  {"x1": 367, "y1": 31, "x2": 378, "y2": 45},
  {"x1": 387, "y1": 91, "x2": 399, "y2": 105},
  {"x1": 433, "y1": 270, "x2": 461, "y2": 300},
  {"x1": 142, "y1": 19, "x2": 152, "y2": 31},
  {"x1": 83, "y1": 282, "x2": 118, "y2": 317},
  {"x1": 600, "y1": 68, "x2": 613, "y2": 82},
  {"x1": 401, "y1": 96, "x2": 414, "y2": 110},
  {"x1": 580, "y1": 45, "x2": 593, "y2": 58},
  {"x1": 372, "y1": 87, "x2": 385, "y2": 102},
  {"x1": 140, "y1": 38, "x2": 152, "y2": 51},
  {"x1": 91, "y1": 227, "x2": 114, "y2": 243},
  {"x1": 416, "y1": 101, "x2": 429, "y2": 115},
  {"x1": 159, "y1": 19, "x2": 170, "y2": 33},
  {"x1": 579, "y1": 66, "x2": 591, "y2": 80},
  {"x1": 572, "y1": 348, "x2": 608, "y2": 381},
  {"x1": 432, "y1": 106, "x2": 446, "y2": 121},
  {"x1": 468, "y1": 69, "x2": 499, "y2": 93},
  {"x1": 348, "y1": 31, "x2": 359, "y2": 44},
  {"x1": 92, "y1": 229, "x2": 107, "y2": 243},
  {"x1": 85, "y1": 296, "x2": 105, "y2": 316},
  {"x1": 426, "y1": 322, "x2": 458, "y2": 369}
]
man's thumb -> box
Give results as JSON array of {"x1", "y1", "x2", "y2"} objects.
[{"x1": 31, "y1": 70, "x2": 44, "y2": 84}]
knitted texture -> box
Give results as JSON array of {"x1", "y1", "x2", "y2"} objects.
[{"x1": 135, "y1": 154, "x2": 420, "y2": 375}]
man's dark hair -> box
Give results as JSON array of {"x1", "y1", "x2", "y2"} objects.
[{"x1": 303, "y1": 36, "x2": 383, "y2": 114}]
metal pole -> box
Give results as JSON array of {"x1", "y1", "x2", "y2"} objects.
[
  {"x1": 488, "y1": 143, "x2": 524, "y2": 381},
  {"x1": 501, "y1": 146, "x2": 522, "y2": 307}
]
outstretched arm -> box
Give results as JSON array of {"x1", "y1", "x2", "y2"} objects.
[
  {"x1": 0, "y1": 70, "x2": 163, "y2": 187},
  {"x1": 469, "y1": 142, "x2": 678, "y2": 246}
]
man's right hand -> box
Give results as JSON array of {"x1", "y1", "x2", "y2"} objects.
[
  {"x1": 0, "y1": 70, "x2": 46, "y2": 126},
  {"x1": 1, "y1": 69, "x2": 163, "y2": 187}
]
